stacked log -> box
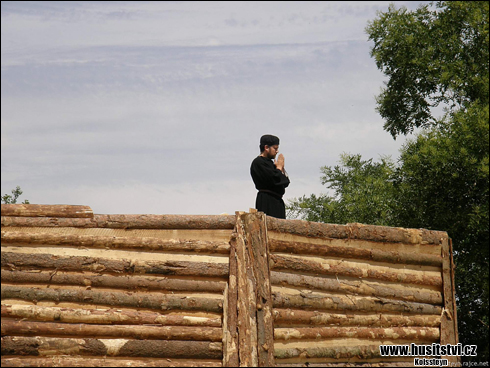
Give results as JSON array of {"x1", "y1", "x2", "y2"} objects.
[
  {"x1": 266, "y1": 216, "x2": 450, "y2": 367},
  {"x1": 2, "y1": 205, "x2": 458, "y2": 367},
  {"x1": 1, "y1": 205, "x2": 233, "y2": 367}
]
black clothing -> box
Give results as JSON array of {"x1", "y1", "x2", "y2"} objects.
[{"x1": 250, "y1": 156, "x2": 290, "y2": 219}]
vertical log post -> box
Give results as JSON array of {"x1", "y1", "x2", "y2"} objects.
[
  {"x1": 244, "y1": 211, "x2": 274, "y2": 367},
  {"x1": 235, "y1": 212, "x2": 258, "y2": 366},
  {"x1": 440, "y1": 237, "x2": 460, "y2": 365},
  {"x1": 223, "y1": 232, "x2": 239, "y2": 367},
  {"x1": 234, "y1": 211, "x2": 274, "y2": 367}
]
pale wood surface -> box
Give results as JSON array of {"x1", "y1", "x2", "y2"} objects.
[
  {"x1": 1, "y1": 357, "x2": 223, "y2": 367},
  {"x1": 1, "y1": 336, "x2": 223, "y2": 359},
  {"x1": 1, "y1": 304, "x2": 222, "y2": 326},
  {"x1": 1, "y1": 204, "x2": 93, "y2": 218}
]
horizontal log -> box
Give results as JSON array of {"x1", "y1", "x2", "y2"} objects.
[
  {"x1": 1, "y1": 357, "x2": 222, "y2": 367},
  {"x1": 1, "y1": 252, "x2": 229, "y2": 278},
  {"x1": 1, "y1": 214, "x2": 236, "y2": 229},
  {"x1": 272, "y1": 291, "x2": 442, "y2": 315},
  {"x1": 1, "y1": 216, "x2": 97, "y2": 228},
  {"x1": 1, "y1": 231, "x2": 230, "y2": 254},
  {"x1": 274, "y1": 326, "x2": 439, "y2": 341},
  {"x1": 274, "y1": 344, "x2": 382, "y2": 360},
  {"x1": 270, "y1": 254, "x2": 442, "y2": 287},
  {"x1": 273, "y1": 309, "x2": 441, "y2": 328},
  {"x1": 269, "y1": 239, "x2": 442, "y2": 267},
  {"x1": 270, "y1": 272, "x2": 443, "y2": 305},
  {"x1": 1, "y1": 204, "x2": 93, "y2": 218},
  {"x1": 1, "y1": 285, "x2": 223, "y2": 313},
  {"x1": 93, "y1": 214, "x2": 236, "y2": 229},
  {"x1": 1, "y1": 320, "x2": 222, "y2": 341},
  {"x1": 2, "y1": 270, "x2": 226, "y2": 293},
  {"x1": 1, "y1": 336, "x2": 223, "y2": 359},
  {"x1": 1, "y1": 304, "x2": 222, "y2": 327},
  {"x1": 267, "y1": 217, "x2": 447, "y2": 245},
  {"x1": 275, "y1": 363, "x2": 415, "y2": 367}
]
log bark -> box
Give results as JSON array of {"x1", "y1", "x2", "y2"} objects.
[
  {"x1": 440, "y1": 238, "x2": 460, "y2": 365},
  {"x1": 1, "y1": 336, "x2": 222, "y2": 359},
  {"x1": 270, "y1": 271, "x2": 443, "y2": 305},
  {"x1": 272, "y1": 291, "x2": 442, "y2": 315},
  {"x1": 1, "y1": 231, "x2": 230, "y2": 254},
  {"x1": 274, "y1": 326, "x2": 440, "y2": 341},
  {"x1": 274, "y1": 344, "x2": 383, "y2": 360},
  {"x1": 1, "y1": 216, "x2": 97, "y2": 228},
  {"x1": 235, "y1": 212, "x2": 258, "y2": 367},
  {"x1": 2, "y1": 270, "x2": 226, "y2": 293},
  {"x1": 141, "y1": 260, "x2": 228, "y2": 278},
  {"x1": 93, "y1": 214, "x2": 236, "y2": 229},
  {"x1": 1, "y1": 285, "x2": 223, "y2": 313},
  {"x1": 274, "y1": 363, "x2": 415, "y2": 367},
  {"x1": 273, "y1": 309, "x2": 441, "y2": 328},
  {"x1": 270, "y1": 254, "x2": 442, "y2": 287},
  {"x1": 223, "y1": 234, "x2": 239, "y2": 367},
  {"x1": 1, "y1": 304, "x2": 222, "y2": 327},
  {"x1": 242, "y1": 212, "x2": 274, "y2": 367},
  {"x1": 269, "y1": 239, "x2": 442, "y2": 267},
  {"x1": 1, "y1": 214, "x2": 236, "y2": 229},
  {"x1": 1, "y1": 320, "x2": 222, "y2": 341},
  {"x1": 1, "y1": 204, "x2": 93, "y2": 218},
  {"x1": 1, "y1": 357, "x2": 222, "y2": 367},
  {"x1": 1, "y1": 252, "x2": 229, "y2": 278},
  {"x1": 266, "y1": 216, "x2": 447, "y2": 245}
]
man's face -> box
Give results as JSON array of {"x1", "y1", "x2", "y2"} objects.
[{"x1": 265, "y1": 145, "x2": 279, "y2": 159}]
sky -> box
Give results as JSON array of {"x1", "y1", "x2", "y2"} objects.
[{"x1": 1, "y1": 1, "x2": 429, "y2": 216}]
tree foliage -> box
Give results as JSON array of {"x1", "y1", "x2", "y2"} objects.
[
  {"x1": 394, "y1": 103, "x2": 489, "y2": 360},
  {"x1": 288, "y1": 154, "x2": 397, "y2": 226},
  {"x1": 366, "y1": 2, "x2": 489, "y2": 359},
  {"x1": 1, "y1": 186, "x2": 30, "y2": 204},
  {"x1": 289, "y1": 1, "x2": 489, "y2": 361},
  {"x1": 366, "y1": 1, "x2": 489, "y2": 137}
]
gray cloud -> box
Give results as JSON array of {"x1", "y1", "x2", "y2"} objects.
[{"x1": 2, "y1": 1, "x2": 428, "y2": 215}]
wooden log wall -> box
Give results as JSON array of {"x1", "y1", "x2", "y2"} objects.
[
  {"x1": 1, "y1": 205, "x2": 235, "y2": 367},
  {"x1": 1, "y1": 205, "x2": 459, "y2": 367},
  {"x1": 266, "y1": 216, "x2": 459, "y2": 367}
]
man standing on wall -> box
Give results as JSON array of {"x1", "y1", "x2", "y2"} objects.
[{"x1": 250, "y1": 134, "x2": 290, "y2": 219}]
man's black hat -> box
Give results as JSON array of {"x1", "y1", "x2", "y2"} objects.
[{"x1": 260, "y1": 134, "x2": 280, "y2": 147}]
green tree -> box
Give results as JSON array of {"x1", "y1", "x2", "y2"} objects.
[
  {"x1": 394, "y1": 103, "x2": 489, "y2": 360},
  {"x1": 366, "y1": 1, "x2": 489, "y2": 137},
  {"x1": 289, "y1": 1, "x2": 489, "y2": 361},
  {"x1": 288, "y1": 154, "x2": 397, "y2": 226},
  {"x1": 289, "y1": 113, "x2": 489, "y2": 360},
  {"x1": 1, "y1": 186, "x2": 30, "y2": 204},
  {"x1": 366, "y1": 1, "x2": 489, "y2": 360}
]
